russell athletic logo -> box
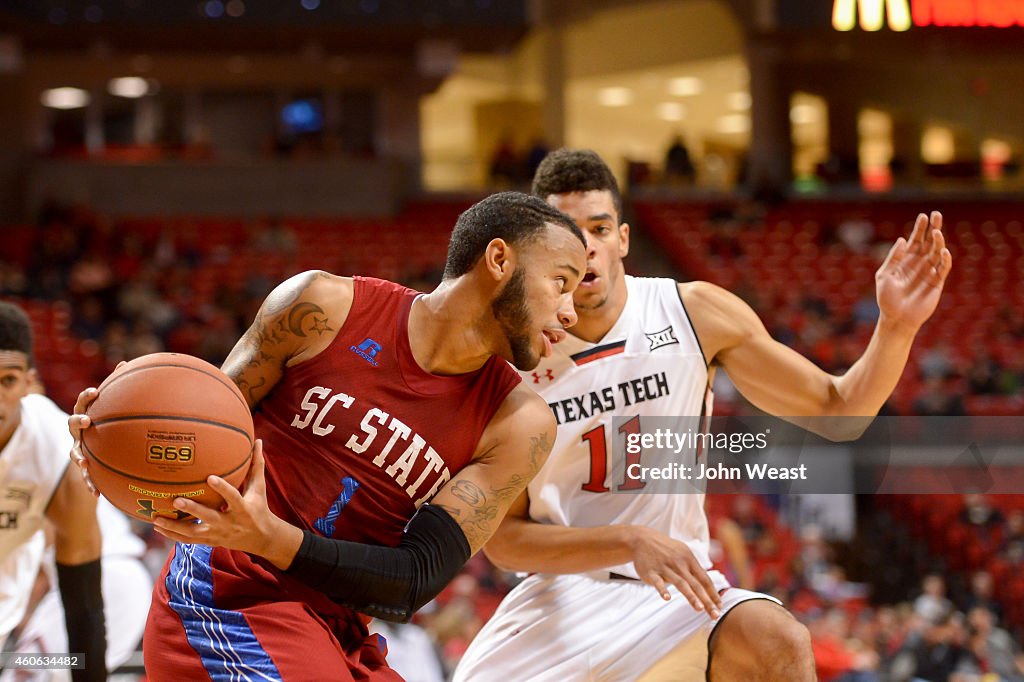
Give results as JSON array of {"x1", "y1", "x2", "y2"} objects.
[{"x1": 350, "y1": 338, "x2": 382, "y2": 366}]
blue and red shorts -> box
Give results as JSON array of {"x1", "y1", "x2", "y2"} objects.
[{"x1": 144, "y1": 543, "x2": 402, "y2": 682}]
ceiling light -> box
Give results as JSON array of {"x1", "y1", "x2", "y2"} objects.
[
  {"x1": 668, "y1": 77, "x2": 702, "y2": 97},
  {"x1": 790, "y1": 104, "x2": 818, "y2": 124},
  {"x1": 598, "y1": 87, "x2": 633, "y2": 107},
  {"x1": 108, "y1": 77, "x2": 149, "y2": 98},
  {"x1": 657, "y1": 102, "x2": 686, "y2": 122},
  {"x1": 728, "y1": 92, "x2": 751, "y2": 111},
  {"x1": 204, "y1": 1, "x2": 225, "y2": 19},
  {"x1": 40, "y1": 87, "x2": 90, "y2": 110},
  {"x1": 716, "y1": 114, "x2": 750, "y2": 134}
]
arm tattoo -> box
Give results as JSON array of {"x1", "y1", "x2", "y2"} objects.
[
  {"x1": 450, "y1": 480, "x2": 498, "y2": 550},
  {"x1": 528, "y1": 432, "x2": 551, "y2": 474},
  {"x1": 489, "y1": 474, "x2": 524, "y2": 504},
  {"x1": 287, "y1": 302, "x2": 326, "y2": 337},
  {"x1": 234, "y1": 376, "x2": 266, "y2": 404},
  {"x1": 451, "y1": 480, "x2": 484, "y2": 506},
  {"x1": 228, "y1": 271, "x2": 331, "y2": 405},
  {"x1": 310, "y1": 317, "x2": 333, "y2": 335}
]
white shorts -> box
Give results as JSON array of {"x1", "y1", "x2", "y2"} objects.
[
  {"x1": 1, "y1": 555, "x2": 152, "y2": 682},
  {"x1": 453, "y1": 570, "x2": 780, "y2": 682}
]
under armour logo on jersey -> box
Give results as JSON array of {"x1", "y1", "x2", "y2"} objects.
[
  {"x1": 350, "y1": 338, "x2": 382, "y2": 366},
  {"x1": 645, "y1": 326, "x2": 679, "y2": 351},
  {"x1": 531, "y1": 369, "x2": 555, "y2": 383}
]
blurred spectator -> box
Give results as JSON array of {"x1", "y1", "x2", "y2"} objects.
[
  {"x1": 912, "y1": 376, "x2": 966, "y2": 416},
  {"x1": 913, "y1": 574, "x2": 953, "y2": 626},
  {"x1": 958, "y1": 494, "x2": 1006, "y2": 548},
  {"x1": 1001, "y1": 509, "x2": 1024, "y2": 565},
  {"x1": 852, "y1": 286, "x2": 881, "y2": 327},
  {"x1": 800, "y1": 524, "x2": 836, "y2": 594},
  {"x1": 0, "y1": 259, "x2": 27, "y2": 296},
  {"x1": 919, "y1": 342, "x2": 956, "y2": 381},
  {"x1": 962, "y1": 571, "x2": 1002, "y2": 622},
  {"x1": 664, "y1": 134, "x2": 695, "y2": 184},
  {"x1": 369, "y1": 620, "x2": 446, "y2": 682},
  {"x1": 125, "y1": 319, "x2": 165, "y2": 359},
  {"x1": 966, "y1": 347, "x2": 1003, "y2": 395},
  {"x1": 118, "y1": 266, "x2": 181, "y2": 335},
  {"x1": 67, "y1": 252, "x2": 111, "y2": 298},
  {"x1": 956, "y1": 607, "x2": 1024, "y2": 682},
  {"x1": 488, "y1": 133, "x2": 522, "y2": 187},
  {"x1": 837, "y1": 215, "x2": 875, "y2": 254},
  {"x1": 731, "y1": 495, "x2": 767, "y2": 545},
  {"x1": 252, "y1": 217, "x2": 298, "y2": 256},
  {"x1": 430, "y1": 574, "x2": 484, "y2": 673},
  {"x1": 996, "y1": 354, "x2": 1024, "y2": 396},
  {"x1": 893, "y1": 612, "x2": 969, "y2": 682},
  {"x1": 712, "y1": 516, "x2": 755, "y2": 590},
  {"x1": 524, "y1": 137, "x2": 550, "y2": 180},
  {"x1": 71, "y1": 295, "x2": 107, "y2": 341},
  {"x1": 810, "y1": 608, "x2": 881, "y2": 682}
]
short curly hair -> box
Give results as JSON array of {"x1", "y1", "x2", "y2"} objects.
[
  {"x1": 442, "y1": 191, "x2": 585, "y2": 280},
  {"x1": 531, "y1": 148, "x2": 623, "y2": 221},
  {"x1": 0, "y1": 302, "x2": 33, "y2": 362}
]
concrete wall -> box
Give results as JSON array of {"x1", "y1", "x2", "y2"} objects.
[{"x1": 28, "y1": 158, "x2": 407, "y2": 217}]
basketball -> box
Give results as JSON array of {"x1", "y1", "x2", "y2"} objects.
[{"x1": 81, "y1": 352, "x2": 255, "y2": 523}]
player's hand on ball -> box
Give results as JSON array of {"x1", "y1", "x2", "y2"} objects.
[
  {"x1": 875, "y1": 211, "x2": 952, "y2": 331},
  {"x1": 68, "y1": 386, "x2": 100, "y2": 497},
  {"x1": 630, "y1": 526, "x2": 722, "y2": 619},
  {"x1": 152, "y1": 440, "x2": 298, "y2": 567}
]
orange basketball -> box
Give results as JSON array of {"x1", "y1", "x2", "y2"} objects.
[{"x1": 81, "y1": 352, "x2": 254, "y2": 523}]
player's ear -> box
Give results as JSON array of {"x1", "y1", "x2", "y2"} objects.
[
  {"x1": 25, "y1": 368, "x2": 43, "y2": 395},
  {"x1": 618, "y1": 223, "x2": 631, "y2": 259},
  {"x1": 483, "y1": 238, "x2": 515, "y2": 282}
]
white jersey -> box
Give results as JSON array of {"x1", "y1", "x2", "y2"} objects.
[
  {"x1": 0, "y1": 394, "x2": 71, "y2": 637},
  {"x1": 523, "y1": 275, "x2": 712, "y2": 578}
]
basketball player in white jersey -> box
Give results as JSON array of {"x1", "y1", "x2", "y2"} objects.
[
  {"x1": 4, "y1": 496, "x2": 152, "y2": 682},
  {"x1": 454, "y1": 150, "x2": 952, "y2": 681},
  {"x1": 0, "y1": 302, "x2": 106, "y2": 682}
]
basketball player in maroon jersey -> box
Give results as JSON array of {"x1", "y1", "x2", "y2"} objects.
[{"x1": 69, "y1": 191, "x2": 587, "y2": 681}]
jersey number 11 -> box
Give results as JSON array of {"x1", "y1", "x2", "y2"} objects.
[{"x1": 581, "y1": 416, "x2": 645, "y2": 493}]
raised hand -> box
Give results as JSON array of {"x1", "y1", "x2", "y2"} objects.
[{"x1": 875, "y1": 211, "x2": 953, "y2": 331}]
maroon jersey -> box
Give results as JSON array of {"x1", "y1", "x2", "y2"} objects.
[{"x1": 256, "y1": 275, "x2": 522, "y2": 547}]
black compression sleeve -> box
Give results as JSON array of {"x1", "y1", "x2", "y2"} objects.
[
  {"x1": 56, "y1": 560, "x2": 107, "y2": 682},
  {"x1": 285, "y1": 504, "x2": 471, "y2": 622}
]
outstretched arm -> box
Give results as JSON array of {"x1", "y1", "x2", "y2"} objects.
[
  {"x1": 484, "y1": 491, "x2": 723, "y2": 617},
  {"x1": 151, "y1": 384, "x2": 555, "y2": 622},
  {"x1": 46, "y1": 466, "x2": 105, "y2": 682},
  {"x1": 687, "y1": 211, "x2": 952, "y2": 433}
]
